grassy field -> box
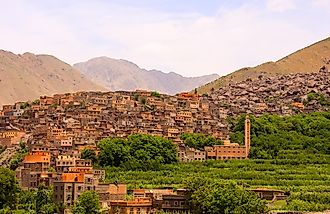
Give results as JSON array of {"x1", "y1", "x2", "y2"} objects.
[{"x1": 105, "y1": 152, "x2": 330, "y2": 212}]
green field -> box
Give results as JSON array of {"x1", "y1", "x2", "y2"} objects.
[{"x1": 105, "y1": 151, "x2": 330, "y2": 212}]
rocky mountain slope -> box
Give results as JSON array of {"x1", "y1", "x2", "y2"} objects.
[
  {"x1": 208, "y1": 62, "x2": 330, "y2": 116},
  {"x1": 0, "y1": 51, "x2": 105, "y2": 106},
  {"x1": 74, "y1": 57, "x2": 219, "y2": 95},
  {"x1": 197, "y1": 37, "x2": 330, "y2": 94}
]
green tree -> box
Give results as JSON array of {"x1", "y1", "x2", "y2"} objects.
[
  {"x1": 9, "y1": 142, "x2": 28, "y2": 170},
  {"x1": 81, "y1": 148, "x2": 97, "y2": 164},
  {"x1": 17, "y1": 189, "x2": 36, "y2": 212},
  {"x1": 20, "y1": 102, "x2": 30, "y2": 109},
  {"x1": 72, "y1": 191, "x2": 101, "y2": 214},
  {"x1": 35, "y1": 184, "x2": 57, "y2": 214},
  {"x1": 98, "y1": 138, "x2": 130, "y2": 167},
  {"x1": 181, "y1": 133, "x2": 221, "y2": 150},
  {"x1": 98, "y1": 134, "x2": 177, "y2": 170},
  {"x1": 185, "y1": 177, "x2": 267, "y2": 214},
  {"x1": 151, "y1": 91, "x2": 161, "y2": 98},
  {"x1": 0, "y1": 168, "x2": 20, "y2": 209}
]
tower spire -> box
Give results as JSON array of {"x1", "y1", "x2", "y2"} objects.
[{"x1": 244, "y1": 114, "x2": 251, "y2": 158}]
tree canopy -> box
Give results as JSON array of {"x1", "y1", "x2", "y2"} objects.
[
  {"x1": 72, "y1": 191, "x2": 101, "y2": 214},
  {"x1": 229, "y1": 112, "x2": 330, "y2": 159},
  {"x1": 180, "y1": 133, "x2": 222, "y2": 150},
  {"x1": 98, "y1": 134, "x2": 178, "y2": 170},
  {"x1": 184, "y1": 177, "x2": 267, "y2": 214},
  {"x1": 81, "y1": 148, "x2": 97, "y2": 164},
  {"x1": 151, "y1": 91, "x2": 161, "y2": 98},
  {"x1": 0, "y1": 168, "x2": 20, "y2": 210}
]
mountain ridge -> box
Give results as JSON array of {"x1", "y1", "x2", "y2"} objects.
[
  {"x1": 0, "y1": 50, "x2": 105, "y2": 106},
  {"x1": 74, "y1": 56, "x2": 219, "y2": 95}
]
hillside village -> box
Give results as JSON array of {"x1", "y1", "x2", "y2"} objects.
[
  {"x1": 2, "y1": 1, "x2": 330, "y2": 213},
  {"x1": 0, "y1": 63, "x2": 330, "y2": 213}
]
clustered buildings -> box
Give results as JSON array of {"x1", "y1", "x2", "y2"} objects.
[{"x1": 0, "y1": 90, "x2": 244, "y2": 159}]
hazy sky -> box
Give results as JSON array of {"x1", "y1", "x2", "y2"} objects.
[{"x1": 1, "y1": 0, "x2": 330, "y2": 77}]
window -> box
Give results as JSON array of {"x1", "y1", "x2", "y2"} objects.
[
  {"x1": 174, "y1": 201, "x2": 179, "y2": 206},
  {"x1": 137, "y1": 208, "x2": 141, "y2": 214},
  {"x1": 129, "y1": 208, "x2": 134, "y2": 214}
]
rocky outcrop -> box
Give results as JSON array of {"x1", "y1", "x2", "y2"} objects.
[{"x1": 208, "y1": 64, "x2": 330, "y2": 116}]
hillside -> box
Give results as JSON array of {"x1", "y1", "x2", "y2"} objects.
[
  {"x1": 0, "y1": 50, "x2": 105, "y2": 106},
  {"x1": 74, "y1": 57, "x2": 219, "y2": 95},
  {"x1": 197, "y1": 37, "x2": 330, "y2": 94},
  {"x1": 208, "y1": 62, "x2": 330, "y2": 116}
]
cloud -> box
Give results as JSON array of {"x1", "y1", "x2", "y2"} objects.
[
  {"x1": 266, "y1": 0, "x2": 297, "y2": 12},
  {"x1": 0, "y1": 1, "x2": 329, "y2": 77},
  {"x1": 312, "y1": 0, "x2": 330, "y2": 7}
]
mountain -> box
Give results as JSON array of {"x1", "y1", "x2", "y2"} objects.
[
  {"x1": 73, "y1": 57, "x2": 219, "y2": 95},
  {"x1": 0, "y1": 50, "x2": 105, "y2": 106},
  {"x1": 197, "y1": 37, "x2": 330, "y2": 94}
]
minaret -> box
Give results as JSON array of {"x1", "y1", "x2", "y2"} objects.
[{"x1": 244, "y1": 115, "x2": 251, "y2": 158}]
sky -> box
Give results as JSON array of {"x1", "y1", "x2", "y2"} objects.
[{"x1": 1, "y1": 0, "x2": 330, "y2": 77}]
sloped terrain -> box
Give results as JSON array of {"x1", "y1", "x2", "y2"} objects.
[
  {"x1": 198, "y1": 37, "x2": 330, "y2": 94},
  {"x1": 0, "y1": 50, "x2": 105, "y2": 106}
]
